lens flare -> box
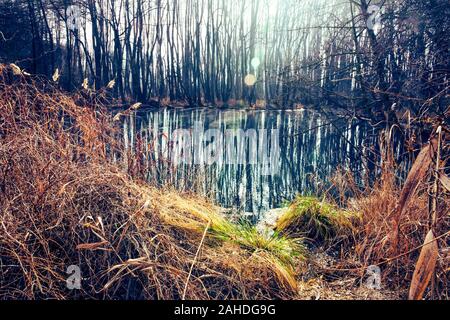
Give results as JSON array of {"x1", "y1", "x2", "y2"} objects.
[
  {"x1": 244, "y1": 74, "x2": 257, "y2": 86},
  {"x1": 251, "y1": 57, "x2": 261, "y2": 69}
]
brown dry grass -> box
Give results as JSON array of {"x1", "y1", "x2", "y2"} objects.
[
  {"x1": 330, "y1": 134, "x2": 450, "y2": 299},
  {"x1": 1, "y1": 63, "x2": 447, "y2": 300},
  {"x1": 0, "y1": 64, "x2": 302, "y2": 300},
  {"x1": 271, "y1": 128, "x2": 449, "y2": 299}
]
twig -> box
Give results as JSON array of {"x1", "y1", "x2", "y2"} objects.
[
  {"x1": 323, "y1": 230, "x2": 450, "y2": 273},
  {"x1": 430, "y1": 126, "x2": 442, "y2": 299},
  {"x1": 431, "y1": 126, "x2": 442, "y2": 230},
  {"x1": 182, "y1": 220, "x2": 211, "y2": 300}
]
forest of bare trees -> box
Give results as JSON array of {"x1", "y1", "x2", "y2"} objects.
[
  {"x1": 1, "y1": 0, "x2": 448, "y2": 124},
  {"x1": 1, "y1": 0, "x2": 449, "y2": 302}
]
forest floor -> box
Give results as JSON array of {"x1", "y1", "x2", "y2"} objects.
[
  {"x1": 296, "y1": 251, "x2": 403, "y2": 300},
  {"x1": 256, "y1": 208, "x2": 403, "y2": 300}
]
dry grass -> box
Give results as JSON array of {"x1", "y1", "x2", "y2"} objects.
[
  {"x1": 271, "y1": 131, "x2": 449, "y2": 299},
  {"x1": 331, "y1": 136, "x2": 450, "y2": 299},
  {"x1": 1, "y1": 63, "x2": 447, "y2": 300},
  {"x1": 0, "y1": 64, "x2": 303, "y2": 300}
]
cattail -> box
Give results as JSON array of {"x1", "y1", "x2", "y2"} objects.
[
  {"x1": 10, "y1": 63, "x2": 22, "y2": 75},
  {"x1": 113, "y1": 112, "x2": 122, "y2": 121},
  {"x1": 82, "y1": 78, "x2": 89, "y2": 90},
  {"x1": 52, "y1": 68, "x2": 60, "y2": 82},
  {"x1": 131, "y1": 102, "x2": 142, "y2": 110},
  {"x1": 106, "y1": 79, "x2": 115, "y2": 89}
]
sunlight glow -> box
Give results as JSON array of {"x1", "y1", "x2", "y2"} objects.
[
  {"x1": 244, "y1": 74, "x2": 257, "y2": 86},
  {"x1": 251, "y1": 57, "x2": 261, "y2": 69}
]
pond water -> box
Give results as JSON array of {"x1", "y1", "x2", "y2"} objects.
[{"x1": 122, "y1": 108, "x2": 381, "y2": 219}]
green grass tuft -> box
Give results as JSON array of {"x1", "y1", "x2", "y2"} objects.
[
  {"x1": 275, "y1": 196, "x2": 360, "y2": 242},
  {"x1": 209, "y1": 218, "x2": 305, "y2": 264},
  {"x1": 207, "y1": 218, "x2": 305, "y2": 290}
]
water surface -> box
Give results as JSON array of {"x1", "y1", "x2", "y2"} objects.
[{"x1": 123, "y1": 108, "x2": 377, "y2": 218}]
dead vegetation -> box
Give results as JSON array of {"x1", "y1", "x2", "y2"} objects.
[
  {"x1": 0, "y1": 64, "x2": 303, "y2": 299},
  {"x1": 328, "y1": 132, "x2": 449, "y2": 299},
  {"x1": 0, "y1": 63, "x2": 448, "y2": 300},
  {"x1": 266, "y1": 128, "x2": 449, "y2": 300}
]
